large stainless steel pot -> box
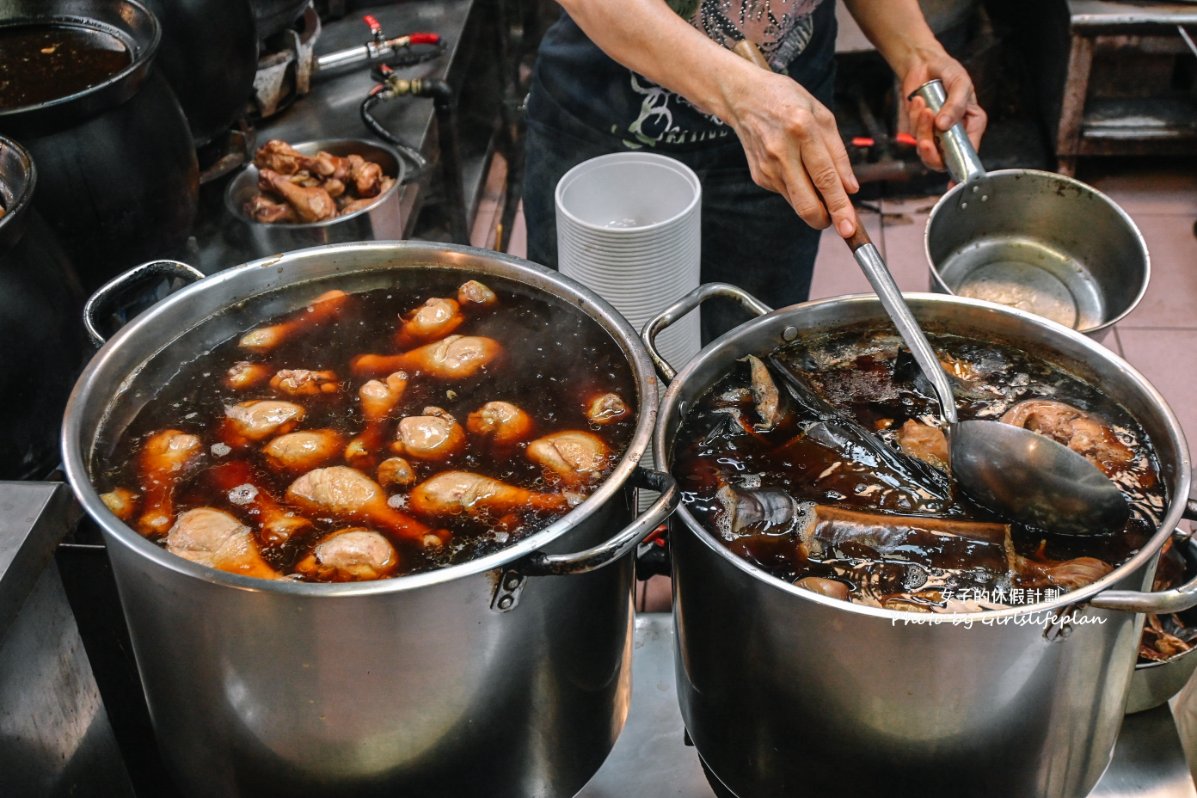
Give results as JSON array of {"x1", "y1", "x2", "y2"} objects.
[
  {"x1": 645, "y1": 284, "x2": 1196, "y2": 798},
  {"x1": 61, "y1": 241, "x2": 678, "y2": 798},
  {"x1": 0, "y1": 137, "x2": 85, "y2": 479},
  {"x1": 0, "y1": 0, "x2": 199, "y2": 291},
  {"x1": 143, "y1": 0, "x2": 259, "y2": 146}
]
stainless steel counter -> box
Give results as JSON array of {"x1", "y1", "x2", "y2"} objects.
[{"x1": 580, "y1": 614, "x2": 1197, "y2": 798}]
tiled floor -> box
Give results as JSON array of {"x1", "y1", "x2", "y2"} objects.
[{"x1": 488, "y1": 156, "x2": 1197, "y2": 609}]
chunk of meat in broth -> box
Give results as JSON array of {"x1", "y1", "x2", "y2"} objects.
[
  {"x1": 584, "y1": 393, "x2": 631, "y2": 427},
  {"x1": 165, "y1": 508, "x2": 280, "y2": 579},
  {"x1": 410, "y1": 471, "x2": 570, "y2": 519},
  {"x1": 208, "y1": 460, "x2": 313, "y2": 547},
  {"x1": 225, "y1": 361, "x2": 272, "y2": 391},
  {"x1": 467, "y1": 401, "x2": 534, "y2": 450},
  {"x1": 244, "y1": 194, "x2": 297, "y2": 224},
  {"x1": 221, "y1": 400, "x2": 305, "y2": 448},
  {"x1": 351, "y1": 335, "x2": 502, "y2": 380},
  {"x1": 394, "y1": 297, "x2": 464, "y2": 349},
  {"x1": 136, "y1": 430, "x2": 203, "y2": 537},
  {"x1": 897, "y1": 419, "x2": 950, "y2": 472},
  {"x1": 286, "y1": 466, "x2": 448, "y2": 549},
  {"x1": 526, "y1": 430, "x2": 611, "y2": 487},
  {"x1": 238, "y1": 290, "x2": 349, "y2": 354},
  {"x1": 269, "y1": 369, "x2": 340, "y2": 397},
  {"x1": 1000, "y1": 399, "x2": 1134, "y2": 475},
  {"x1": 295, "y1": 528, "x2": 398, "y2": 582},
  {"x1": 258, "y1": 168, "x2": 335, "y2": 223},
  {"x1": 100, "y1": 487, "x2": 138, "y2": 522},
  {"x1": 392, "y1": 407, "x2": 466, "y2": 462},
  {"x1": 346, "y1": 153, "x2": 383, "y2": 197},
  {"x1": 457, "y1": 279, "x2": 497, "y2": 310},
  {"x1": 345, "y1": 371, "x2": 409, "y2": 468},
  {"x1": 263, "y1": 430, "x2": 344, "y2": 474},
  {"x1": 377, "y1": 457, "x2": 416, "y2": 489},
  {"x1": 745, "y1": 354, "x2": 794, "y2": 433}
]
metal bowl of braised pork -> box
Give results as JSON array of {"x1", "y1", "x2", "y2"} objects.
[
  {"x1": 223, "y1": 137, "x2": 404, "y2": 257},
  {"x1": 1127, "y1": 526, "x2": 1197, "y2": 713}
]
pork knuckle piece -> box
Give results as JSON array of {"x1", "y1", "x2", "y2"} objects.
[
  {"x1": 526, "y1": 430, "x2": 611, "y2": 486},
  {"x1": 263, "y1": 430, "x2": 344, "y2": 473},
  {"x1": 222, "y1": 400, "x2": 306, "y2": 445},
  {"x1": 166, "y1": 507, "x2": 279, "y2": 579},
  {"x1": 1000, "y1": 399, "x2": 1133, "y2": 474},
  {"x1": 392, "y1": 407, "x2": 465, "y2": 461},
  {"x1": 296, "y1": 528, "x2": 398, "y2": 581},
  {"x1": 286, "y1": 466, "x2": 445, "y2": 546}
]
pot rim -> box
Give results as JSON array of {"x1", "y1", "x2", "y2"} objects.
[
  {"x1": 62, "y1": 241, "x2": 660, "y2": 596},
  {"x1": 923, "y1": 167, "x2": 1151, "y2": 336},
  {"x1": 0, "y1": 0, "x2": 161, "y2": 122},
  {"x1": 655, "y1": 291, "x2": 1192, "y2": 623}
]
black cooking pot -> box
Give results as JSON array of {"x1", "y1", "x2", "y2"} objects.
[
  {"x1": 142, "y1": 0, "x2": 259, "y2": 146},
  {"x1": 0, "y1": 137, "x2": 85, "y2": 480},
  {"x1": 250, "y1": 0, "x2": 310, "y2": 40},
  {"x1": 0, "y1": 0, "x2": 199, "y2": 291}
]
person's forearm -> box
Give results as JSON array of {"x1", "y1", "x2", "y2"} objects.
[
  {"x1": 841, "y1": 0, "x2": 946, "y2": 76},
  {"x1": 555, "y1": 0, "x2": 756, "y2": 126}
]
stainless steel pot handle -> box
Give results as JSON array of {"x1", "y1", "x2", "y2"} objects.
[
  {"x1": 908, "y1": 79, "x2": 987, "y2": 185},
  {"x1": 1090, "y1": 498, "x2": 1197, "y2": 613},
  {"x1": 641, "y1": 283, "x2": 772, "y2": 382},
  {"x1": 519, "y1": 468, "x2": 679, "y2": 576},
  {"x1": 84, "y1": 259, "x2": 206, "y2": 346}
]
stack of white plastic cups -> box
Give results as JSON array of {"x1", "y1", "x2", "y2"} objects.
[{"x1": 555, "y1": 152, "x2": 702, "y2": 509}]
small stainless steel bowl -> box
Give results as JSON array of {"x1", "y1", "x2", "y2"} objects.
[
  {"x1": 223, "y1": 138, "x2": 404, "y2": 257},
  {"x1": 1126, "y1": 533, "x2": 1197, "y2": 714}
]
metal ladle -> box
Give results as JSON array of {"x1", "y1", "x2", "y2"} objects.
[
  {"x1": 729, "y1": 37, "x2": 1128, "y2": 534},
  {"x1": 847, "y1": 223, "x2": 1129, "y2": 535}
]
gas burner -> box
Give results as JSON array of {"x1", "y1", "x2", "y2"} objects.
[
  {"x1": 253, "y1": 5, "x2": 323, "y2": 119},
  {"x1": 197, "y1": 120, "x2": 255, "y2": 185}
]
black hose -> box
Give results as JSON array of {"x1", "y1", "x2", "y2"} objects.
[{"x1": 360, "y1": 92, "x2": 429, "y2": 182}]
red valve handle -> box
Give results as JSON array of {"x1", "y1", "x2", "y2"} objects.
[
  {"x1": 407, "y1": 32, "x2": 441, "y2": 45},
  {"x1": 362, "y1": 14, "x2": 382, "y2": 33}
]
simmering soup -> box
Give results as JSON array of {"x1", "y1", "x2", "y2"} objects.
[
  {"x1": 94, "y1": 275, "x2": 637, "y2": 582},
  {"x1": 672, "y1": 327, "x2": 1166, "y2": 611}
]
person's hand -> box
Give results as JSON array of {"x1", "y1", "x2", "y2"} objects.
[
  {"x1": 727, "y1": 70, "x2": 860, "y2": 238},
  {"x1": 899, "y1": 50, "x2": 987, "y2": 172}
]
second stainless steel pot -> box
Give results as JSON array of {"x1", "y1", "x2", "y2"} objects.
[
  {"x1": 915, "y1": 80, "x2": 1149, "y2": 340},
  {"x1": 62, "y1": 241, "x2": 677, "y2": 798},
  {"x1": 646, "y1": 284, "x2": 1194, "y2": 798}
]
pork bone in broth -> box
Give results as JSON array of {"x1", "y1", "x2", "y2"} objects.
[{"x1": 672, "y1": 328, "x2": 1166, "y2": 611}]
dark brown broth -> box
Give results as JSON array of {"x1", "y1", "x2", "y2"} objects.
[
  {"x1": 0, "y1": 24, "x2": 131, "y2": 110},
  {"x1": 95, "y1": 276, "x2": 638, "y2": 578},
  {"x1": 673, "y1": 328, "x2": 1166, "y2": 605}
]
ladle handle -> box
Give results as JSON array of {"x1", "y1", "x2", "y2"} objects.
[
  {"x1": 848, "y1": 226, "x2": 958, "y2": 425},
  {"x1": 909, "y1": 79, "x2": 986, "y2": 185}
]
